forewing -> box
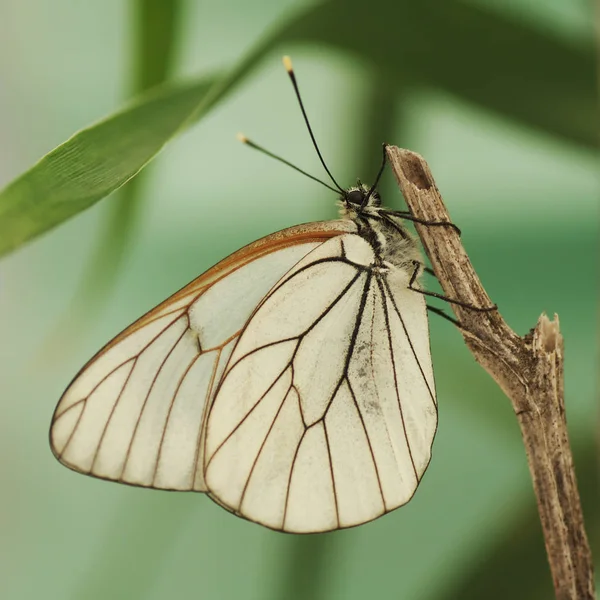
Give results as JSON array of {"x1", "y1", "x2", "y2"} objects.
[
  {"x1": 204, "y1": 234, "x2": 437, "y2": 532},
  {"x1": 50, "y1": 221, "x2": 353, "y2": 492}
]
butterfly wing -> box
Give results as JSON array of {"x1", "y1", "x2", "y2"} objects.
[
  {"x1": 204, "y1": 233, "x2": 437, "y2": 532},
  {"x1": 50, "y1": 221, "x2": 354, "y2": 492}
]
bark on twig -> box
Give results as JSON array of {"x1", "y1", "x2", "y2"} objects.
[{"x1": 386, "y1": 146, "x2": 595, "y2": 600}]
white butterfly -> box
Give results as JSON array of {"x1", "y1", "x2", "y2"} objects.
[{"x1": 49, "y1": 57, "x2": 438, "y2": 533}]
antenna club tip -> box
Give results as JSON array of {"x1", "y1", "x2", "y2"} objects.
[
  {"x1": 236, "y1": 132, "x2": 248, "y2": 144},
  {"x1": 282, "y1": 55, "x2": 293, "y2": 73}
]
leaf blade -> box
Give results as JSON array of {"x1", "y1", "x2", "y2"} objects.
[
  {"x1": 0, "y1": 78, "x2": 214, "y2": 257},
  {"x1": 66, "y1": 0, "x2": 185, "y2": 314}
]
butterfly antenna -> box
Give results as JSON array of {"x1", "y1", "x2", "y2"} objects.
[
  {"x1": 237, "y1": 133, "x2": 340, "y2": 194},
  {"x1": 363, "y1": 143, "x2": 388, "y2": 205},
  {"x1": 283, "y1": 56, "x2": 345, "y2": 194}
]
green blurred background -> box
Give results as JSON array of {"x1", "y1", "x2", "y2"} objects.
[{"x1": 0, "y1": 1, "x2": 597, "y2": 599}]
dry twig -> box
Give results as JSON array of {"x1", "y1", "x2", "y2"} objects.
[{"x1": 386, "y1": 146, "x2": 595, "y2": 600}]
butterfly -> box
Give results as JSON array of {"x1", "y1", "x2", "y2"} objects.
[{"x1": 50, "y1": 56, "x2": 441, "y2": 533}]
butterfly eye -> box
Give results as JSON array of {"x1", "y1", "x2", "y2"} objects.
[{"x1": 346, "y1": 190, "x2": 365, "y2": 206}]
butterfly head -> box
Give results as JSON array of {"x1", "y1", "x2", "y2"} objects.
[{"x1": 340, "y1": 181, "x2": 381, "y2": 216}]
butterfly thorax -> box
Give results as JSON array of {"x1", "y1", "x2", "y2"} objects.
[{"x1": 339, "y1": 183, "x2": 423, "y2": 276}]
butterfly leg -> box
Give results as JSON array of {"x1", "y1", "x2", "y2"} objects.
[
  {"x1": 422, "y1": 267, "x2": 479, "y2": 328},
  {"x1": 409, "y1": 261, "x2": 497, "y2": 312},
  {"x1": 426, "y1": 305, "x2": 462, "y2": 328},
  {"x1": 385, "y1": 210, "x2": 462, "y2": 235}
]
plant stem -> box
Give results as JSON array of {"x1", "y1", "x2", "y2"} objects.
[{"x1": 386, "y1": 145, "x2": 595, "y2": 600}]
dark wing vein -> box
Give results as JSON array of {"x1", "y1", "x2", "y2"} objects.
[
  {"x1": 205, "y1": 360, "x2": 296, "y2": 469},
  {"x1": 322, "y1": 423, "x2": 340, "y2": 527},
  {"x1": 238, "y1": 379, "x2": 294, "y2": 511},
  {"x1": 119, "y1": 320, "x2": 191, "y2": 480},
  {"x1": 281, "y1": 272, "x2": 373, "y2": 527},
  {"x1": 152, "y1": 351, "x2": 204, "y2": 487},
  {"x1": 376, "y1": 277, "x2": 418, "y2": 482},
  {"x1": 52, "y1": 398, "x2": 86, "y2": 423},
  {"x1": 207, "y1": 267, "x2": 367, "y2": 463},
  {"x1": 89, "y1": 358, "x2": 138, "y2": 473},
  {"x1": 55, "y1": 311, "x2": 185, "y2": 425},
  {"x1": 192, "y1": 348, "x2": 222, "y2": 489},
  {"x1": 282, "y1": 429, "x2": 307, "y2": 528},
  {"x1": 318, "y1": 271, "x2": 373, "y2": 424},
  {"x1": 222, "y1": 269, "x2": 364, "y2": 377},
  {"x1": 60, "y1": 358, "x2": 134, "y2": 461},
  {"x1": 382, "y1": 278, "x2": 435, "y2": 406},
  {"x1": 265, "y1": 256, "x2": 367, "y2": 300},
  {"x1": 346, "y1": 377, "x2": 385, "y2": 509},
  {"x1": 203, "y1": 260, "x2": 365, "y2": 485}
]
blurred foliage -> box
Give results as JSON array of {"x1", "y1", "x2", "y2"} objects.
[
  {"x1": 282, "y1": 0, "x2": 596, "y2": 150},
  {"x1": 0, "y1": 0, "x2": 594, "y2": 257},
  {"x1": 133, "y1": 0, "x2": 182, "y2": 93},
  {"x1": 433, "y1": 440, "x2": 598, "y2": 600},
  {"x1": 0, "y1": 0, "x2": 596, "y2": 599},
  {"x1": 51, "y1": 0, "x2": 186, "y2": 344},
  {"x1": 79, "y1": 0, "x2": 185, "y2": 305},
  {"x1": 67, "y1": 493, "x2": 197, "y2": 600}
]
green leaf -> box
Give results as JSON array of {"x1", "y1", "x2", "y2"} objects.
[
  {"x1": 132, "y1": 0, "x2": 182, "y2": 92},
  {"x1": 0, "y1": 78, "x2": 215, "y2": 257},
  {"x1": 98, "y1": 0, "x2": 184, "y2": 275},
  {"x1": 0, "y1": 22, "x2": 275, "y2": 258},
  {"x1": 64, "y1": 0, "x2": 185, "y2": 320},
  {"x1": 1, "y1": 0, "x2": 593, "y2": 258}
]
